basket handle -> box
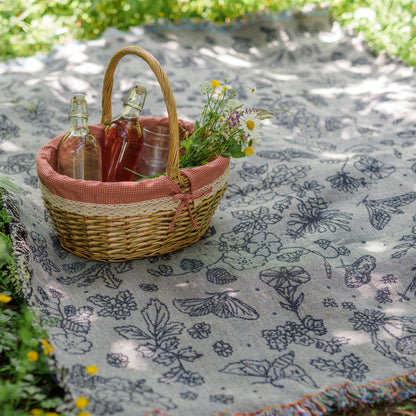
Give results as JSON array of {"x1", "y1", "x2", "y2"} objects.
[{"x1": 101, "y1": 46, "x2": 181, "y2": 181}]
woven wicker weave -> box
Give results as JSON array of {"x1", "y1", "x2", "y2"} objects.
[{"x1": 36, "y1": 46, "x2": 230, "y2": 263}]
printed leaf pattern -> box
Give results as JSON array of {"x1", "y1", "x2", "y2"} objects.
[{"x1": 57, "y1": 263, "x2": 124, "y2": 289}]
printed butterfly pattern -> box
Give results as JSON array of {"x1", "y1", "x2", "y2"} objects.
[
  {"x1": 341, "y1": 255, "x2": 376, "y2": 288},
  {"x1": 173, "y1": 290, "x2": 259, "y2": 320}
]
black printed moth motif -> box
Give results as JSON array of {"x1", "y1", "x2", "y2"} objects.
[
  {"x1": 220, "y1": 351, "x2": 317, "y2": 388},
  {"x1": 173, "y1": 290, "x2": 259, "y2": 320},
  {"x1": 341, "y1": 255, "x2": 376, "y2": 288},
  {"x1": 361, "y1": 192, "x2": 416, "y2": 230}
]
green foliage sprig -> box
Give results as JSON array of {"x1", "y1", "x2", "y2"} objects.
[{"x1": 179, "y1": 79, "x2": 275, "y2": 168}]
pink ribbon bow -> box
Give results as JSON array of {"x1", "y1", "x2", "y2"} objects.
[{"x1": 169, "y1": 187, "x2": 213, "y2": 231}]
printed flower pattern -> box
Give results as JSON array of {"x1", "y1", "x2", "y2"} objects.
[
  {"x1": 353, "y1": 156, "x2": 395, "y2": 179},
  {"x1": 87, "y1": 290, "x2": 137, "y2": 320},
  {"x1": 107, "y1": 353, "x2": 129, "y2": 368},
  {"x1": 188, "y1": 322, "x2": 211, "y2": 339},
  {"x1": 246, "y1": 232, "x2": 282, "y2": 257},
  {"x1": 326, "y1": 171, "x2": 366, "y2": 193},
  {"x1": 349, "y1": 309, "x2": 387, "y2": 333},
  {"x1": 349, "y1": 309, "x2": 416, "y2": 367},
  {"x1": 287, "y1": 197, "x2": 352, "y2": 238}
]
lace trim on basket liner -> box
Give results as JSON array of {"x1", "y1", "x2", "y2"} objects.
[{"x1": 39, "y1": 167, "x2": 230, "y2": 218}]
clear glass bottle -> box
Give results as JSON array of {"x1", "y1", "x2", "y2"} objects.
[
  {"x1": 101, "y1": 83, "x2": 147, "y2": 182},
  {"x1": 57, "y1": 94, "x2": 102, "y2": 181}
]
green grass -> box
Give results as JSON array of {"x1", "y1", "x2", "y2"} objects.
[
  {"x1": 327, "y1": 0, "x2": 416, "y2": 66},
  {"x1": 0, "y1": 0, "x2": 415, "y2": 67},
  {"x1": 0, "y1": 185, "x2": 68, "y2": 416}
]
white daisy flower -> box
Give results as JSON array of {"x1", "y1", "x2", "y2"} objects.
[{"x1": 240, "y1": 111, "x2": 261, "y2": 140}]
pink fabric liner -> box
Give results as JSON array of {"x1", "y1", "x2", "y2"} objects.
[{"x1": 36, "y1": 117, "x2": 230, "y2": 205}]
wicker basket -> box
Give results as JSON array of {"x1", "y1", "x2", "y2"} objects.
[{"x1": 36, "y1": 46, "x2": 230, "y2": 263}]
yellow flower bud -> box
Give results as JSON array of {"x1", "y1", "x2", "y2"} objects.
[
  {"x1": 75, "y1": 397, "x2": 89, "y2": 409},
  {"x1": 0, "y1": 294, "x2": 12, "y2": 303},
  {"x1": 243, "y1": 147, "x2": 255, "y2": 156},
  {"x1": 27, "y1": 350, "x2": 39, "y2": 362},
  {"x1": 211, "y1": 79, "x2": 221, "y2": 88},
  {"x1": 44, "y1": 346, "x2": 54, "y2": 355},
  {"x1": 85, "y1": 365, "x2": 98, "y2": 375}
]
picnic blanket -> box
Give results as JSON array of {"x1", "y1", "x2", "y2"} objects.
[{"x1": 1, "y1": 9, "x2": 416, "y2": 416}]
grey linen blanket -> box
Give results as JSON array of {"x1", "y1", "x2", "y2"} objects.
[{"x1": 1, "y1": 11, "x2": 416, "y2": 416}]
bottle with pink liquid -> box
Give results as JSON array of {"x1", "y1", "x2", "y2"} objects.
[{"x1": 101, "y1": 84, "x2": 147, "y2": 182}]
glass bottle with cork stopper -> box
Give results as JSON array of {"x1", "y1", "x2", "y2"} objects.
[
  {"x1": 57, "y1": 93, "x2": 102, "y2": 181},
  {"x1": 101, "y1": 83, "x2": 147, "y2": 182}
]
